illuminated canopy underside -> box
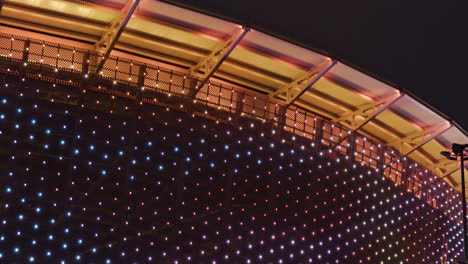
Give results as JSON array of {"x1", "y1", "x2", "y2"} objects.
[{"x1": 0, "y1": 0, "x2": 466, "y2": 191}]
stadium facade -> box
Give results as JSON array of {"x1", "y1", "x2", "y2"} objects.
[{"x1": 0, "y1": 0, "x2": 466, "y2": 263}]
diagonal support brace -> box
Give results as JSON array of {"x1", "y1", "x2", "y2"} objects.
[
  {"x1": 331, "y1": 92, "x2": 402, "y2": 150},
  {"x1": 269, "y1": 59, "x2": 336, "y2": 107},
  {"x1": 387, "y1": 121, "x2": 452, "y2": 155},
  {"x1": 332, "y1": 92, "x2": 402, "y2": 130},
  {"x1": 93, "y1": 0, "x2": 140, "y2": 74},
  {"x1": 188, "y1": 26, "x2": 249, "y2": 97}
]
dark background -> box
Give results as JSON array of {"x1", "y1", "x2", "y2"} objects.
[{"x1": 169, "y1": 0, "x2": 467, "y2": 128}]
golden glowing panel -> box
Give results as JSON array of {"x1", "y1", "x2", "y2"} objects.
[
  {"x1": 118, "y1": 33, "x2": 205, "y2": 64},
  {"x1": 139, "y1": 0, "x2": 238, "y2": 36},
  {"x1": 374, "y1": 110, "x2": 421, "y2": 136},
  {"x1": 126, "y1": 18, "x2": 219, "y2": 52},
  {"x1": 300, "y1": 91, "x2": 350, "y2": 117},
  {"x1": 217, "y1": 63, "x2": 287, "y2": 90},
  {"x1": 6, "y1": 0, "x2": 117, "y2": 24},
  {"x1": 243, "y1": 30, "x2": 325, "y2": 68},
  {"x1": 419, "y1": 140, "x2": 449, "y2": 162},
  {"x1": 1, "y1": 6, "x2": 105, "y2": 36},
  {"x1": 327, "y1": 63, "x2": 396, "y2": 98},
  {"x1": 407, "y1": 151, "x2": 434, "y2": 170},
  {"x1": 228, "y1": 47, "x2": 304, "y2": 82},
  {"x1": 312, "y1": 78, "x2": 370, "y2": 108},
  {"x1": 391, "y1": 96, "x2": 447, "y2": 128},
  {"x1": 360, "y1": 121, "x2": 399, "y2": 143}
]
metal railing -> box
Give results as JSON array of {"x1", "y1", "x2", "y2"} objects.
[{"x1": 0, "y1": 32, "x2": 461, "y2": 218}]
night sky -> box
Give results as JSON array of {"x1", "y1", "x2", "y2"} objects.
[{"x1": 169, "y1": 0, "x2": 467, "y2": 129}]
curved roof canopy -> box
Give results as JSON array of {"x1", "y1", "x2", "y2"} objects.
[{"x1": 0, "y1": 0, "x2": 467, "y2": 191}]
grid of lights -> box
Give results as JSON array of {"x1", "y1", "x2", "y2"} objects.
[
  {"x1": 0, "y1": 73, "x2": 464, "y2": 263},
  {"x1": 0, "y1": 33, "x2": 459, "y2": 205}
]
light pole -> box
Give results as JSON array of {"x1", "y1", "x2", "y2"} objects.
[{"x1": 441, "y1": 143, "x2": 468, "y2": 264}]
